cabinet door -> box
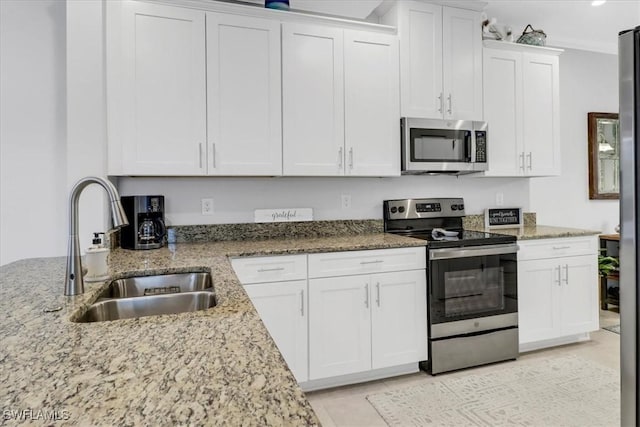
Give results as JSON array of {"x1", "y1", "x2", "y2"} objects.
[
  {"x1": 518, "y1": 258, "x2": 562, "y2": 344},
  {"x1": 482, "y1": 48, "x2": 524, "y2": 176},
  {"x1": 120, "y1": 2, "x2": 206, "y2": 175},
  {"x1": 282, "y1": 23, "x2": 345, "y2": 176},
  {"x1": 344, "y1": 30, "x2": 400, "y2": 177},
  {"x1": 442, "y1": 7, "x2": 483, "y2": 120},
  {"x1": 309, "y1": 276, "x2": 371, "y2": 379},
  {"x1": 560, "y1": 255, "x2": 599, "y2": 336},
  {"x1": 371, "y1": 270, "x2": 427, "y2": 369},
  {"x1": 244, "y1": 280, "x2": 308, "y2": 382},
  {"x1": 206, "y1": 13, "x2": 281, "y2": 175},
  {"x1": 397, "y1": 1, "x2": 442, "y2": 118},
  {"x1": 523, "y1": 53, "x2": 560, "y2": 176}
]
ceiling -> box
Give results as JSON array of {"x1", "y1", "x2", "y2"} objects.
[{"x1": 261, "y1": 0, "x2": 639, "y2": 55}]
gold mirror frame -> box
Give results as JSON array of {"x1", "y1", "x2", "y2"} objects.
[{"x1": 588, "y1": 112, "x2": 620, "y2": 200}]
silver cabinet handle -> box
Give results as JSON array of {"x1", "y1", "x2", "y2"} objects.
[
  {"x1": 447, "y1": 93, "x2": 452, "y2": 115},
  {"x1": 338, "y1": 146, "x2": 343, "y2": 169},
  {"x1": 556, "y1": 266, "x2": 562, "y2": 286},
  {"x1": 212, "y1": 143, "x2": 216, "y2": 169},
  {"x1": 437, "y1": 93, "x2": 443, "y2": 113},
  {"x1": 376, "y1": 282, "x2": 380, "y2": 307},
  {"x1": 360, "y1": 260, "x2": 383, "y2": 265},
  {"x1": 199, "y1": 143, "x2": 203, "y2": 169},
  {"x1": 563, "y1": 264, "x2": 569, "y2": 284},
  {"x1": 364, "y1": 283, "x2": 369, "y2": 308},
  {"x1": 349, "y1": 147, "x2": 354, "y2": 169},
  {"x1": 526, "y1": 152, "x2": 532, "y2": 170},
  {"x1": 300, "y1": 289, "x2": 304, "y2": 317},
  {"x1": 257, "y1": 267, "x2": 285, "y2": 272},
  {"x1": 552, "y1": 246, "x2": 571, "y2": 250},
  {"x1": 519, "y1": 152, "x2": 525, "y2": 171}
]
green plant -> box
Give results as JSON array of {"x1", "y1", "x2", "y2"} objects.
[{"x1": 598, "y1": 254, "x2": 619, "y2": 278}]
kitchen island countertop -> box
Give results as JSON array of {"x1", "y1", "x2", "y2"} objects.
[{"x1": 0, "y1": 233, "x2": 425, "y2": 426}]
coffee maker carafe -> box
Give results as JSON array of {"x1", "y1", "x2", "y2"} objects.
[{"x1": 120, "y1": 196, "x2": 166, "y2": 250}]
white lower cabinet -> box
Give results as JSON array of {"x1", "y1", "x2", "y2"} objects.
[
  {"x1": 233, "y1": 247, "x2": 427, "y2": 389},
  {"x1": 308, "y1": 270, "x2": 427, "y2": 380},
  {"x1": 243, "y1": 280, "x2": 308, "y2": 382},
  {"x1": 517, "y1": 237, "x2": 599, "y2": 350}
]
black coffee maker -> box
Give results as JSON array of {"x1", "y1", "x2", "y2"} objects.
[{"x1": 120, "y1": 195, "x2": 166, "y2": 250}]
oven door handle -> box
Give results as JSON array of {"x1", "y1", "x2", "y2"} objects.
[{"x1": 429, "y1": 243, "x2": 518, "y2": 260}]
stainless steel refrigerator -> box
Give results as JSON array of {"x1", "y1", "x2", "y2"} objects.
[{"x1": 620, "y1": 25, "x2": 640, "y2": 426}]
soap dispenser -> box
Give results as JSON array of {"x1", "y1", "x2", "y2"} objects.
[{"x1": 85, "y1": 232, "x2": 109, "y2": 282}]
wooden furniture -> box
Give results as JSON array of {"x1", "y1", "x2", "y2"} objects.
[
  {"x1": 517, "y1": 236, "x2": 599, "y2": 352},
  {"x1": 599, "y1": 233, "x2": 620, "y2": 310},
  {"x1": 231, "y1": 246, "x2": 427, "y2": 391},
  {"x1": 481, "y1": 40, "x2": 563, "y2": 177}
]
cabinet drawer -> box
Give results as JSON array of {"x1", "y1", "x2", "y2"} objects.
[
  {"x1": 308, "y1": 247, "x2": 426, "y2": 279},
  {"x1": 518, "y1": 236, "x2": 597, "y2": 261},
  {"x1": 231, "y1": 255, "x2": 307, "y2": 284}
]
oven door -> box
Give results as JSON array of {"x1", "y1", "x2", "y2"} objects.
[{"x1": 428, "y1": 244, "x2": 518, "y2": 336}]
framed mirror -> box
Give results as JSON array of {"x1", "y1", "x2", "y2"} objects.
[{"x1": 588, "y1": 112, "x2": 620, "y2": 200}]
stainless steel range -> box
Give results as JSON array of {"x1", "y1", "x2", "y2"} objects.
[{"x1": 384, "y1": 198, "x2": 519, "y2": 374}]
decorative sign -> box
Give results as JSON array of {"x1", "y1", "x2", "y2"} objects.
[
  {"x1": 485, "y1": 207, "x2": 523, "y2": 229},
  {"x1": 254, "y1": 208, "x2": 313, "y2": 223}
]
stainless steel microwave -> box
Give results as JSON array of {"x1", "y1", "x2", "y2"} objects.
[{"x1": 401, "y1": 118, "x2": 488, "y2": 175}]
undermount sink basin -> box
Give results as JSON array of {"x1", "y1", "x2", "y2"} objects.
[{"x1": 75, "y1": 272, "x2": 217, "y2": 323}]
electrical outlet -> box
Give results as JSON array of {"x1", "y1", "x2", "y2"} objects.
[
  {"x1": 495, "y1": 192, "x2": 504, "y2": 206},
  {"x1": 201, "y1": 198, "x2": 214, "y2": 215},
  {"x1": 341, "y1": 194, "x2": 351, "y2": 209}
]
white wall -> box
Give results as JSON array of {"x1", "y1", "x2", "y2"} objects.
[
  {"x1": 529, "y1": 48, "x2": 619, "y2": 234},
  {"x1": 119, "y1": 176, "x2": 529, "y2": 226},
  {"x1": 0, "y1": 0, "x2": 68, "y2": 265}
]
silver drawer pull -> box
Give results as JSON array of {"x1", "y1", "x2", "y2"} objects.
[
  {"x1": 360, "y1": 260, "x2": 383, "y2": 265},
  {"x1": 364, "y1": 283, "x2": 369, "y2": 308},
  {"x1": 300, "y1": 290, "x2": 304, "y2": 317},
  {"x1": 376, "y1": 282, "x2": 381, "y2": 307},
  {"x1": 257, "y1": 267, "x2": 285, "y2": 272},
  {"x1": 552, "y1": 246, "x2": 571, "y2": 250}
]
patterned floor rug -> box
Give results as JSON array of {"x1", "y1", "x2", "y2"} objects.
[
  {"x1": 603, "y1": 324, "x2": 620, "y2": 334},
  {"x1": 367, "y1": 355, "x2": 619, "y2": 426}
]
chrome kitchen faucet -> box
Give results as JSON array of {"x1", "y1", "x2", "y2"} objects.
[{"x1": 65, "y1": 176, "x2": 128, "y2": 296}]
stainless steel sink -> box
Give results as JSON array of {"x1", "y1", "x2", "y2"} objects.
[
  {"x1": 75, "y1": 272, "x2": 217, "y2": 323},
  {"x1": 104, "y1": 272, "x2": 213, "y2": 298}
]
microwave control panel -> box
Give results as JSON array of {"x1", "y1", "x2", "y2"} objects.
[{"x1": 475, "y1": 131, "x2": 487, "y2": 163}]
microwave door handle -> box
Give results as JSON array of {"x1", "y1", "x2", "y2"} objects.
[{"x1": 466, "y1": 132, "x2": 472, "y2": 162}]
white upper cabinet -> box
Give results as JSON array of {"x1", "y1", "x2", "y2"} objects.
[
  {"x1": 482, "y1": 41, "x2": 562, "y2": 177},
  {"x1": 206, "y1": 13, "x2": 282, "y2": 175},
  {"x1": 442, "y1": 7, "x2": 483, "y2": 121},
  {"x1": 282, "y1": 24, "x2": 400, "y2": 177},
  {"x1": 381, "y1": 2, "x2": 482, "y2": 120},
  {"x1": 115, "y1": 1, "x2": 207, "y2": 175},
  {"x1": 344, "y1": 30, "x2": 400, "y2": 176},
  {"x1": 108, "y1": 1, "x2": 398, "y2": 177},
  {"x1": 522, "y1": 53, "x2": 561, "y2": 176},
  {"x1": 282, "y1": 23, "x2": 345, "y2": 176}
]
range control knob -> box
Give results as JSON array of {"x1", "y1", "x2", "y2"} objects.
[
  {"x1": 398, "y1": 206, "x2": 406, "y2": 213},
  {"x1": 451, "y1": 205, "x2": 458, "y2": 211},
  {"x1": 458, "y1": 204, "x2": 465, "y2": 210},
  {"x1": 390, "y1": 207, "x2": 398, "y2": 214}
]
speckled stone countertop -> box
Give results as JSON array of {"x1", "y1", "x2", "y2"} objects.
[
  {"x1": 0, "y1": 233, "x2": 425, "y2": 426},
  {"x1": 465, "y1": 224, "x2": 601, "y2": 240}
]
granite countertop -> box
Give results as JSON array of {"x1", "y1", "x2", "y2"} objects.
[
  {"x1": 0, "y1": 233, "x2": 425, "y2": 426},
  {"x1": 465, "y1": 224, "x2": 601, "y2": 240}
]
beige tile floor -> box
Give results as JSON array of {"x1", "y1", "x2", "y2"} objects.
[{"x1": 306, "y1": 309, "x2": 621, "y2": 427}]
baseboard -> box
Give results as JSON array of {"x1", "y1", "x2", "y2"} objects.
[
  {"x1": 299, "y1": 363, "x2": 419, "y2": 392},
  {"x1": 519, "y1": 332, "x2": 591, "y2": 353}
]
